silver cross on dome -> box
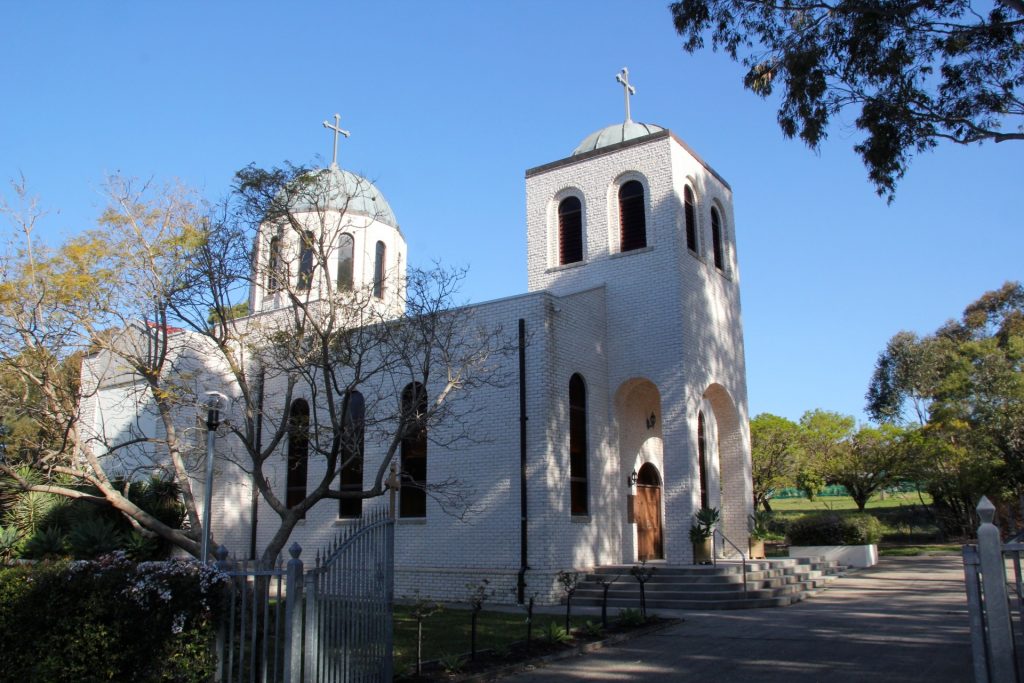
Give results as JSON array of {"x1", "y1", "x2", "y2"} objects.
[
  {"x1": 322, "y1": 113, "x2": 350, "y2": 167},
  {"x1": 616, "y1": 68, "x2": 636, "y2": 122}
]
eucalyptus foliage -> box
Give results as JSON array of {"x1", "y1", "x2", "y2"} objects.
[
  {"x1": 670, "y1": 0, "x2": 1024, "y2": 200},
  {"x1": 867, "y1": 281, "x2": 1024, "y2": 534}
]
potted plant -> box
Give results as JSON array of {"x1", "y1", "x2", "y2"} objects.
[
  {"x1": 690, "y1": 507, "x2": 719, "y2": 564},
  {"x1": 748, "y1": 510, "x2": 772, "y2": 559}
]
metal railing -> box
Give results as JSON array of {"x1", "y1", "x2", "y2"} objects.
[
  {"x1": 214, "y1": 549, "x2": 290, "y2": 683},
  {"x1": 214, "y1": 505, "x2": 394, "y2": 683},
  {"x1": 712, "y1": 528, "x2": 748, "y2": 593}
]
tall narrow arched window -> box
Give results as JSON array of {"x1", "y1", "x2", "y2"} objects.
[
  {"x1": 373, "y1": 241, "x2": 386, "y2": 299},
  {"x1": 697, "y1": 411, "x2": 710, "y2": 510},
  {"x1": 286, "y1": 399, "x2": 310, "y2": 515},
  {"x1": 338, "y1": 390, "x2": 364, "y2": 518},
  {"x1": 337, "y1": 233, "x2": 354, "y2": 291},
  {"x1": 711, "y1": 207, "x2": 725, "y2": 270},
  {"x1": 619, "y1": 180, "x2": 646, "y2": 251},
  {"x1": 569, "y1": 374, "x2": 588, "y2": 516},
  {"x1": 298, "y1": 231, "x2": 315, "y2": 291},
  {"x1": 558, "y1": 196, "x2": 583, "y2": 265},
  {"x1": 400, "y1": 382, "x2": 427, "y2": 518},
  {"x1": 684, "y1": 186, "x2": 697, "y2": 253},
  {"x1": 268, "y1": 235, "x2": 284, "y2": 292}
]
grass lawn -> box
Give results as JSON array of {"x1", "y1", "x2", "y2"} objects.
[
  {"x1": 878, "y1": 543, "x2": 961, "y2": 556},
  {"x1": 769, "y1": 491, "x2": 932, "y2": 512},
  {"x1": 393, "y1": 605, "x2": 594, "y2": 675},
  {"x1": 765, "y1": 492, "x2": 944, "y2": 545}
]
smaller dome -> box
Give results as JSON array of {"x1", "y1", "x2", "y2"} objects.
[
  {"x1": 572, "y1": 121, "x2": 665, "y2": 156},
  {"x1": 278, "y1": 166, "x2": 399, "y2": 229}
]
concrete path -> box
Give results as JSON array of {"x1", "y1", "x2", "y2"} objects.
[{"x1": 504, "y1": 555, "x2": 973, "y2": 682}]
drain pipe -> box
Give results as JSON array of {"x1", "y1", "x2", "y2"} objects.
[{"x1": 516, "y1": 318, "x2": 529, "y2": 604}]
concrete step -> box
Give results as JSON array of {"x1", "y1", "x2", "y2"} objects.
[
  {"x1": 573, "y1": 593, "x2": 810, "y2": 610},
  {"x1": 573, "y1": 556, "x2": 845, "y2": 611}
]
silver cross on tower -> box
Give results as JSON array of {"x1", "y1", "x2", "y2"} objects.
[
  {"x1": 322, "y1": 113, "x2": 350, "y2": 167},
  {"x1": 615, "y1": 68, "x2": 636, "y2": 123}
]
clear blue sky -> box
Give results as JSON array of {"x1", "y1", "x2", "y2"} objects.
[{"x1": 1, "y1": 1, "x2": 1020, "y2": 424}]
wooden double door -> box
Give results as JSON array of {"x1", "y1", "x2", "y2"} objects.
[{"x1": 636, "y1": 464, "x2": 663, "y2": 560}]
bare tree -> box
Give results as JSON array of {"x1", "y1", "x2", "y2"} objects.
[
  {"x1": 1, "y1": 167, "x2": 514, "y2": 564},
  {"x1": 0, "y1": 176, "x2": 209, "y2": 555}
]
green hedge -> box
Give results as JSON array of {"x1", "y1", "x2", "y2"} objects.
[
  {"x1": 786, "y1": 513, "x2": 884, "y2": 546},
  {"x1": 0, "y1": 553, "x2": 227, "y2": 682}
]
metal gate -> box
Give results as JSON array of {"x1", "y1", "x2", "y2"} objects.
[
  {"x1": 303, "y1": 506, "x2": 395, "y2": 682},
  {"x1": 215, "y1": 504, "x2": 394, "y2": 683}
]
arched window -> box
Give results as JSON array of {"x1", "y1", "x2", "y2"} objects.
[
  {"x1": 286, "y1": 399, "x2": 310, "y2": 515},
  {"x1": 338, "y1": 390, "x2": 364, "y2": 518},
  {"x1": 400, "y1": 382, "x2": 427, "y2": 518},
  {"x1": 697, "y1": 411, "x2": 709, "y2": 510},
  {"x1": 268, "y1": 235, "x2": 284, "y2": 292},
  {"x1": 337, "y1": 233, "x2": 354, "y2": 291},
  {"x1": 619, "y1": 180, "x2": 646, "y2": 252},
  {"x1": 684, "y1": 186, "x2": 697, "y2": 253},
  {"x1": 558, "y1": 196, "x2": 583, "y2": 265},
  {"x1": 711, "y1": 207, "x2": 725, "y2": 270},
  {"x1": 298, "y1": 231, "x2": 315, "y2": 291},
  {"x1": 569, "y1": 374, "x2": 588, "y2": 515},
  {"x1": 373, "y1": 241, "x2": 386, "y2": 299}
]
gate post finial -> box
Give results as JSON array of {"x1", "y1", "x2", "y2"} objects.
[
  {"x1": 283, "y1": 543, "x2": 304, "y2": 683},
  {"x1": 975, "y1": 495, "x2": 1015, "y2": 681},
  {"x1": 976, "y1": 496, "x2": 995, "y2": 525},
  {"x1": 386, "y1": 462, "x2": 401, "y2": 519}
]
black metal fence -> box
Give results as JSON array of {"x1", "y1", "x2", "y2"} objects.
[{"x1": 214, "y1": 505, "x2": 395, "y2": 683}]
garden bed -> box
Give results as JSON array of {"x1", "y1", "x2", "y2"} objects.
[{"x1": 394, "y1": 615, "x2": 677, "y2": 681}]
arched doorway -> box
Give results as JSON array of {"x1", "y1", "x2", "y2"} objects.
[
  {"x1": 636, "y1": 463, "x2": 663, "y2": 560},
  {"x1": 702, "y1": 384, "x2": 752, "y2": 554}
]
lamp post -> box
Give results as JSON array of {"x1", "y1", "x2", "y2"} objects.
[{"x1": 201, "y1": 391, "x2": 227, "y2": 564}]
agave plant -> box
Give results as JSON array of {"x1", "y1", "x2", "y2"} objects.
[
  {"x1": 67, "y1": 517, "x2": 126, "y2": 559},
  {"x1": 689, "y1": 507, "x2": 720, "y2": 542},
  {"x1": 0, "y1": 524, "x2": 21, "y2": 561},
  {"x1": 4, "y1": 490, "x2": 69, "y2": 539},
  {"x1": 23, "y1": 526, "x2": 68, "y2": 559}
]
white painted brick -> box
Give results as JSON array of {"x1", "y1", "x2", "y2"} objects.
[{"x1": 85, "y1": 128, "x2": 753, "y2": 604}]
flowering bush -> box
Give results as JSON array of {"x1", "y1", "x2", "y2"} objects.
[{"x1": 0, "y1": 553, "x2": 228, "y2": 682}]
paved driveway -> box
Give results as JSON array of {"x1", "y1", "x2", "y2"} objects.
[{"x1": 504, "y1": 556, "x2": 973, "y2": 682}]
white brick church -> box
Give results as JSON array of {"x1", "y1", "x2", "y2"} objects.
[{"x1": 82, "y1": 72, "x2": 752, "y2": 604}]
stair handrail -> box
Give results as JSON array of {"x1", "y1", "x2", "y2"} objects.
[{"x1": 712, "y1": 528, "x2": 748, "y2": 593}]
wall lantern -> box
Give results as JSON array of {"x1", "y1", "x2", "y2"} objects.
[
  {"x1": 646, "y1": 412, "x2": 657, "y2": 429},
  {"x1": 627, "y1": 469, "x2": 638, "y2": 488}
]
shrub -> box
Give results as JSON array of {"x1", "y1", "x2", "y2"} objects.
[
  {"x1": 23, "y1": 525, "x2": 67, "y2": 559},
  {"x1": 0, "y1": 553, "x2": 228, "y2": 682},
  {"x1": 0, "y1": 525, "x2": 21, "y2": 561},
  {"x1": 617, "y1": 608, "x2": 645, "y2": 627},
  {"x1": 1, "y1": 474, "x2": 185, "y2": 562},
  {"x1": 542, "y1": 621, "x2": 572, "y2": 644},
  {"x1": 124, "y1": 531, "x2": 160, "y2": 562},
  {"x1": 438, "y1": 652, "x2": 467, "y2": 674},
  {"x1": 67, "y1": 516, "x2": 127, "y2": 559},
  {"x1": 787, "y1": 513, "x2": 884, "y2": 545}
]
